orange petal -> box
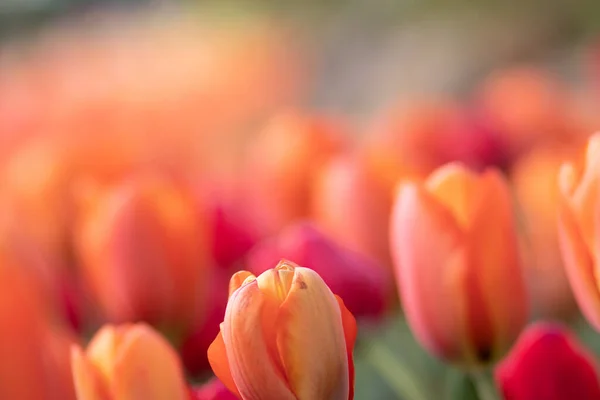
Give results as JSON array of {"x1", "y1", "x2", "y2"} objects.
[
  {"x1": 558, "y1": 196, "x2": 600, "y2": 330},
  {"x1": 71, "y1": 346, "x2": 110, "y2": 400},
  {"x1": 466, "y1": 169, "x2": 528, "y2": 360},
  {"x1": 229, "y1": 271, "x2": 256, "y2": 298},
  {"x1": 222, "y1": 280, "x2": 295, "y2": 400},
  {"x1": 335, "y1": 295, "x2": 357, "y2": 400},
  {"x1": 425, "y1": 162, "x2": 479, "y2": 228},
  {"x1": 111, "y1": 324, "x2": 188, "y2": 400},
  {"x1": 390, "y1": 182, "x2": 467, "y2": 361},
  {"x1": 276, "y1": 267, "x2": 350, "y2": 400},
  {"x1": 207, "y1": 330, "x2": 241, "y2": 399}
]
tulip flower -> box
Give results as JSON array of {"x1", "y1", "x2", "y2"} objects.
[
  {"x1": 390, "y1": 162, "x2": 528, "y2": 365},
  {"x1": 190, "y1": 378, "x2": 238, "y2": 400},
  {"x1": 311, "y1": 153, "x2": 394, "y2": 269},
  {"x1": 475, "y1": 66, "x2": 569, "y2": 156},
  {"x1": 496, "y1": 323, "x2": 600, "y2": 400},
  {"x1": 208, "y1": 260, "x2": 357, "y2": 400},
  {"x1": 74, "y1": 174, "x2": 209, "y2": 336},
  {"x1": 0, "y1": 266, "x2": 76, "y2": 400},
  {"x1": 247, "y1": 222, "x2": 388, "y2": 318},
  {"x1": 71, "y1": 323, "x2": 189, "y2": 400},
  {"x1": 557, "y1": 133, "x2": 600, "y2": 330},
  {"x1": 369, "y1": 100, "x2": 506, "y2": 176},
  {"x1": 243, "y1": 112, "x2": 346, "y2": 235},
  {"x1": 512, "y1": 145, "x2": 577, "y2": 319}
]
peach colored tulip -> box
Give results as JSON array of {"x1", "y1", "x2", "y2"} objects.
[
  {"x1": 311, "y1": 153, "x2": 394, "y2": 269},
  {"x1": 74, "y1": 174, "x2": 209, "y2": 335},
  {"x1": 557, "y1": 133, "x2": 600, "y2": 330},
  {"x1": 512, "y1": 145, "x2": 577, "y2": 319},
  {"x1": 0, "y1": 266, "x2": 76, "y2": 400},
  {"x1": 243, "y1": 112, "x2": 346, "y2": 235},
  {"x1": 71, "y1": 323, "x2": 189, "y2": 400},
  {"x1": 208, "y1": 260, "x2": 357, "y2": 400},
  {"x1": 390, "y1": 163, "x2": 528, "y2": 365}
]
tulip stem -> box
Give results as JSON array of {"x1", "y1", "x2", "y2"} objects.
[
  {"x1": 365, "y1": 341, "x2": 429, "y2": 400},
  {"x1": 470, "y1": 369, "x2": 500, "y2": 400}
]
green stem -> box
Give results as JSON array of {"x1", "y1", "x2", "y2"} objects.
[
  {"x1": 364, "y1": 341, "x2": 429, "y2": 400},
  {"x1": 470, "y1": 369, "x2": 500, "y2": 400}
]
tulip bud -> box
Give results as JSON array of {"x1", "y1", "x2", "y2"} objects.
[
  {"x1": 208, "y1": 260, "x2": 357, "y2": 400},
  {"x1": 557, "y1": 133, "x2": 600, "y2": 330},
  {"x1": 74, "y1": 174, "x2": 209, "y2": 335},
  {"x1": 390, "y1": 163, "x2": 528, "y2": 365},
  {"x1": 243, "y1": 112, "x2": 345, "y2": 235},
  {"x1": 247, "y1": 222, "x2": 389, "y2": 318},
  {"x1": 311, "y1": 153, "x2": 394, "y2": 269},
  {"x1": 71, "y1": 323, "x2": 189, "y2": 400},
  {"x1": 496, "y1": 323, "x2": 600, "y2": 400}
]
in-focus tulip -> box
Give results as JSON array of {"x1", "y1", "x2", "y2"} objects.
[
  {"x1": 190, "y1": 378, "x2": 238, "y2": 400},
  {"x1": 0, "y1": 266, "x2": 76, "y2": 400},
  {"x1": 557, "y1": 133, "x2": 600, "y2": 330},
  {"x1": 208, "y1": 260, "x2": 357, "y2": 400},
  {"x1": 74, "y1": 174, "x2": 209, "y2": 336},
  {"x1": 512, "y1": 145, "x2": 577, "y2": 320},
  {"x1": 390, "y1": 162, "x2": 528, "y2": 365},
  {"x1": 311, "y1": 153, "x2": 395, "y2": 269},
  {"x1": 243, "y1": 112, "x2": 346, "y2": 235},
  {"x1": 247, "y1": 222, "x2": 388, "y2": 318},
  {"x1": 496, "y1": 323, "x2": 600, "y2": 400},
  {"x1": 71, "y1": 323, "x2": 189, "y2": 400}
]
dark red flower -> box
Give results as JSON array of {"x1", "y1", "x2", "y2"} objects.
[
  {"x1": 496, "y1": 322, "x2": 600, "y2": 400},
  {"x1": 189, "y1": 378, "x2": 237, "y2": 400},
  {"x1": 246, "y1": 222, "x2": 389, "y2": 318}
]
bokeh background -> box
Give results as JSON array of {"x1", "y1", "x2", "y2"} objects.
[{"x1": 4, "y1": 1, "x2": 600, "y2": 399}]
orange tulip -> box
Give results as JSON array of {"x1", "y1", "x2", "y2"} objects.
[
  {"x1": 243, "y1": 112, "x2": 346, "y2": 235},
  {"x1": 557, "y1": 133, "x2": 600, "y2": 330},
  {"x1": 390, "y1": 163, "x2": 528, "y2": 365},
  {"x1": 512, "y1": 145, "x2": 577, "y2": 319},
  {"x1": 71, "y1": 323, "x2": 189, "y2": 400},
  {"x1": 0, "y1": 266, "x2": 76, "y2": 400},
  {"x1": 74, "y1": 174, "x2": 209, "y2": 336},
  {"x1": 208, "y1": 260, "x2": 357, "y2": 400}
]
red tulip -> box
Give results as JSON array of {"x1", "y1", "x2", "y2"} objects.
[
  {"x1": 496, "y1": 323, "x2": 600, "y2": 400},
  {"x1": 247, "y1": 222, "x2": 389, "y2": 318}
]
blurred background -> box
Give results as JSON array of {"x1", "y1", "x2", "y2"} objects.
[{"x1": 3, "y1": 0, "x2": 600, "y2": 399}]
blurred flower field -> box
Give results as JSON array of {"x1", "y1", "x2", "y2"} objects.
[{"x1": 4, "y1": 2, "x2": 600, "y2": 399}]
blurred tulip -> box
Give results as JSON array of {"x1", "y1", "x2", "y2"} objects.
[
  {"x1": 0, "y1": 266, "x2": 76, "y2": 400},
  {"x1": 247, "y1": 222, "x2": 388, "y2": 318},
  {"x1": 71, "y1": 323, "x2": 189, "y2": 400},
  {"x1": 210, "y1": 202, "x2": 259, "y2": 271},
  {"x1": 190, "y1": 378, "x2": 237, "y2": 400},
  {"x1": 475, "y1": 66, "x2": 569, "y2": 157},
  {"x1": 496, "y1": 323, "x2": 600, "y2": 400},
  {"x1": 180, "y1": 269, "x2": 230, "y2": 376},
  {"x1": 74, "y1": 174, "x2": 209, "y2": 337},
  {"x1": 512, "y1": 145, "x2": 577, "y2": 319},
  {"x1": 243, "y1": 112, "x2": 346, "y2": 235},
  {"x1": 557, "y1": 133, "x2": 600, "y2": 330},
  {"x1": 311, "y1": 153, "x2": 394, "y2": 269},
  {"x1": 390, "y1": 163, "x2": 528, "y2": 365},
  {"x1": 370, "y1": 100, "x2": 507, "y2": 177},
  {"x1": 208, "y1": 260, "x2": 357, "y2": 400}
]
